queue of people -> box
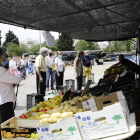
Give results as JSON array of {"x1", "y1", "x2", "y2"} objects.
[{"x1": 35, "y1": 48, "x2": 93, "y2": 96}]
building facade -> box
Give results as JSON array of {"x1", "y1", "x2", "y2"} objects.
[{"x1": 20, "y1": 38, "x2": 39, "y2": 49}]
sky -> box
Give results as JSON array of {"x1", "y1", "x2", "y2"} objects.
[{"x1": 0, "y1": 23, "x2": 108, "y2": 46}]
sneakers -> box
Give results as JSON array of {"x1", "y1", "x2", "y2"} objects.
[{"x1": 46, "y1": 87, "x2": 49, "y2": 91}]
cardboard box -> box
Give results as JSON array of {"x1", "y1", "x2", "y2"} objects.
[
  {"x1": 76, "y1": 103, "x2": 129, "y2": 140},
  {"x1": 37, "y1": 116, "x2": 82, "y2": 140},
  {"x1": 77, "y1": 91, "x2": 130, "y2": 125},
  {"x1": 1, "y1": 117, "x2": 38, "y2": 140},
  {"x1": 75, "y1": 91, "x2": 130, "y2": 139}
]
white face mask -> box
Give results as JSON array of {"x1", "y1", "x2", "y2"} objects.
[
  {"x1": 22, "y1": 57, "x2": 25, "y2": 59},
  {"x1": 13, "y1": 57, "x2": 15, "y2": 59},
  {"x1": 85, "y1": 53, "x2": 89, "y2": 56}
]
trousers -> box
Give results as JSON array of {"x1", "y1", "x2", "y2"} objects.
[
  {"x1": 36, "y1": 71, "x2": 46, "y2": 96},
  {"x1": 77, "y1": 75, "x2": 83, "y2": 90},
  {"x1": 46, "y1": 68, "x2": 55, "y2": 88},
  {"x1": 83, "y1": 66, "x2": 91, "y2": 80},
  {"x1": 0, "y1": 102, "x2": 15, "y2": 140},
  {"x1": 55, "y1": 71, "x2": 64, "y2": 86}
]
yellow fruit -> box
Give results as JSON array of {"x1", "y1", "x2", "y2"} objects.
[
  {"x1": 37, "y1": 104, "x2": 43, "y2": 108},
  {"x1": 28, "y1": 117, "x2": 35, "y2": 119},
  {"x1": 45, "y1": 102, "x2": 50, "y2": 107},
  {"x1": 35, "y1": 115, "x2": 40, "y2": 119},
  {"x1": 44, "y1": 106, "x2": 50, "y2": 110},
  {"x1": 38, "y1": 112, "x2": 46, "y2": 116},
  {"x1": 31, "y1": 133, "x2": 35, "y2": 138},
  {"x1": 39, "y1": 114, "x2": 50, "y2": 120},
  {"x1": 39, "y1": 107, "x2": 44, "y2": 111},
  {"x1": 32, "y1": 107, "x2": 39, "y2": 112},
  {"x1": 35, "y1": 134, "x2": 39, "y2": 139},
  {"x1": 54, "y1": 105, "x2": 59, "y2": 108}
]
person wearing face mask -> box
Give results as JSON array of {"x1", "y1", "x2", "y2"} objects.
[
  {"x1": 45, "y1": 50, "x2": 55, "y2": 91},
  {"x1": 9, "y1": 55, "x2": 18, "y2": 74},
  {"x1": 55, "y1": 51, "x2": 65, "y2": 86},
  {"x1": 74, "y1": 51, "x2": 84, "y2": 90},
  {"x1": 20, "y1": 55, "x2": 28, "y2": 77},
  {"x1": 0, "y1": 47, "x2": 21, "y2": 139},
  {"x1": 81, "y1": 50, "x2": 92, "y2": 80},
  {"x1": 36, "y1": 47, "x2": 48, "y2": 95}
]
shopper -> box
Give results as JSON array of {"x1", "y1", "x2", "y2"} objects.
[
  {"x1": 45, "y1": 50, "x2": 55, "y2": 91},
  {"x1": 55, "y1": 51, "x2": 65, "y2": 86},
  {"x1": 20, "y1": 55, "x2": 28, "y2": 77},
  {"x1": 31, "y1": 55, "x2": 36, "y2": 74},
  {"x1": 74, "y1": 51, "x2": 84, "y2": 90},
  {"x1": 36, "y1": 47, "x2": 48, "y2": 95},
  {"x1": 9, "y1": 55, "x2": 18, "y2": 74},
  {"x1": 28, "y1": 55, "x2": 33, "y2": 74},
  {"x1": 0, "y1": 46, "x2": 21, "y2": 139},
  {"x1": 82, "y1": 50, "x2": 92, "y2": 80}
]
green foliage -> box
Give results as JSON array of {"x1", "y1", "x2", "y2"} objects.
[
  {"x1": 112, "y1": 114, "x2": 123, "y2": 124},
  {"x1": 3, "y1": 30, "x2": 19, "y2": 47},
  {"x1": 75, "y1": 40, "x2": 100, "y2": 51},
  {"x1": 57, "y1": 34, "x2": 74, "y2": 51},
  {"x1": 103, "y1": 40, "x2": 135, "y2": 53},
  {"x1": 30, "y1": 43, "x2": 47, "y2": 52},
  {"x1": 49, "y1": 45, "x2": 58, "y2": 51},
  {"x1": 67, "y1": 126, "x2": 77, "y2": 135},
  {"x1": 7, "y1": 43, "x2": 28, "y2": 57}
]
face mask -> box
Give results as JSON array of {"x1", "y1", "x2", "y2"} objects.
[
  {"x1": 45, "y1": 53, "x2": 48, "y2": 56},
  {"x1": 55, "y1": 55, "x2": 57, "y2": 57},
  {"x1": 85, "y1": 53, "x2": 89, "y2": 56},
  {"x1": 50, "y1": 53, "x2": 52, "y2": 56},
  {"x1": 59, "y1": 55, "x2": 62, "y2": 59},
  {"x1": 13, "y1": 57, "x2": 15, "y2": 59},
  {"x1": 22, "y1": 57, "x2": 25, "y2": 59},
  {"x1": 2, "y1": 58, "x2": 8, "y2": 66}
]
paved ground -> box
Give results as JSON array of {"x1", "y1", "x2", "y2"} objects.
[{"x1": 15, "y1": 61, "x2": 117, "y2": 116}]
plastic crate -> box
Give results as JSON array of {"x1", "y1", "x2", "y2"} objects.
[
  {"x1": 27, "y1": 93, "x2": 44, "y2": 111},
  {"x1": 123, "y1": 90, "x2": 140, "y2": 113}
]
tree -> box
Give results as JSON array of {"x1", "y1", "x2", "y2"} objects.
[
  {"x1": 57, "y1": 34, "x2": 74, "y2": 51},
  {"x1": 7, "y1": 42, "x2": 20, "y2": 57},
  {"x1": 30, "y1": 43, "x2": 47, "y2": 52},
  {"x1": 112, "y1": 114, "x2": 123, "y2": 124},
  {"x1": 75, "y1": 40, "x2": 100, "y2": 51},
  {"x1": 49, "y1": 45, "x2": 58, "y2": 51},
  {"x1": 3, "y1": 30, "x2": 19, "y2": 47},
  {"x1": 7, "y1": 43, "x2": 28, "y2": 57}
]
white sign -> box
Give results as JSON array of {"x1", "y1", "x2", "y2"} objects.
[{"x1": 42, "y1": 31, "x2": 56, "y2": 47}]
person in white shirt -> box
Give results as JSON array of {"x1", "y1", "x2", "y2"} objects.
[
  {"x1": 9, "y1": 55, "x2": 18, "y2": 74},
  {"x1": 20, "y1": 55, "x2": 27, "y2": 77},
  {"x1": 0, "y1": 46, "x2": 21, "y2": 139},
  {"x1": 55, "y1": 51, "x2": 65, "y2": 86},
  {"x1": 45, "y1": 50, "x2": 55, "y2": 91}
]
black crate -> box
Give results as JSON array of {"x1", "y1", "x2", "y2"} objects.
[
  {"x1": 27, "y1": 93, "x2": 44, "y2": 111},
  {"x1": 123, "y1": 90, "x2": 140, "y2": 113}
]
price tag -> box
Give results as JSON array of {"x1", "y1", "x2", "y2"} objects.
[
  {"x1": 115, "y1": 75, "x2": 119, "y2": 82},
  {"x1": 120, "y1": 70, "x2": 127, "y2": 77}
]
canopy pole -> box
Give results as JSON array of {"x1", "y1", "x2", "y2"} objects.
[{"x1": 39, "y1": 30, "x2": 41, "y2": 49}]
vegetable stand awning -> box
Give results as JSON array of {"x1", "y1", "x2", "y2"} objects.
[{"x1": 0, "y1": 0, "x2": 140, "y2": 41}]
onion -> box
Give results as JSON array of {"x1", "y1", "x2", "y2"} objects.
[
  {"x1": 83, "y1": 95, "x2": 88, "y2": 100},
  {"x1": 62, "y1": 112, "x2": 73, "y2": 119},
  {"x1": 64, "y1": 104, "x2": 69, "y2": 111},
  {"x1": 52, "y1": 118, "x2": 58, "y2": 123}
]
